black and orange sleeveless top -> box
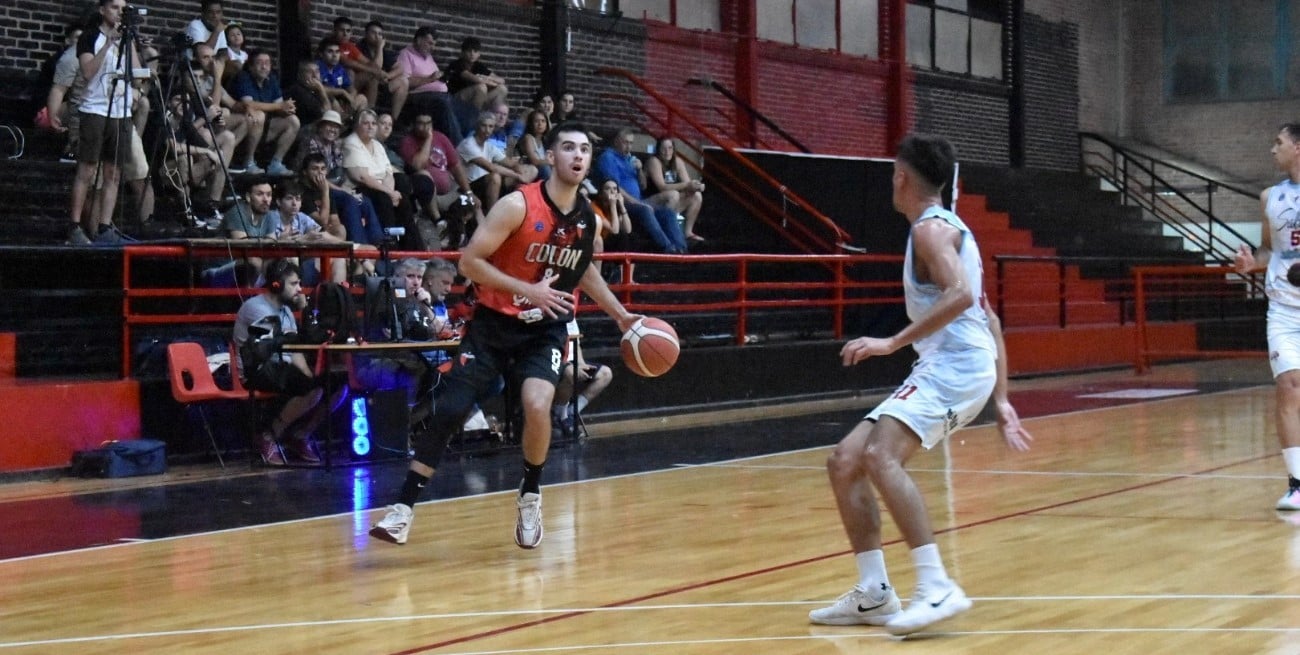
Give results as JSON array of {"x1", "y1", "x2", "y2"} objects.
[{"x1": 476, "y1": 182, "x2": 596, "y2": 324}]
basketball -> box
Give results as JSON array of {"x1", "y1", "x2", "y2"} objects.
[
  {"x1": 1289, "y1": 262, "x2": 1300, "y2": 286},
  {"x1": 620, "y1": 317, "x2": 680, "y2": 377}
]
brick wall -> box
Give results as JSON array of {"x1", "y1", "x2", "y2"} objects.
[
  {"x1": 1122, "y1": 0, "x2": 1291, "y2": 186},
  {"x1": 914, "y1": 78, "x2": 1011, "y2": 166},
  {"x1": 1025, "y1": 0, "x2": 1121, "y2": 135},
  {"x1": 1021, "y1": 13, "x2": 1079, "y2": 170},
  {"x1": 3, "y1": 0, "x2": 280, "y2": 78}
]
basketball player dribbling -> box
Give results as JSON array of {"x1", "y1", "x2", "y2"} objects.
[
  {"x1": 369, "y1": 121, "x2": 642, "y2": 548},
  {"x1": 1232, "y1": 122, "x2": 1300, "y2": 512},
  {"x1": 808, "y1": 134, "x2": 1033, "y2": 636}
]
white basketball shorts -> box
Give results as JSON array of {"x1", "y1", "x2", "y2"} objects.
[
  {"x1": 866, "y1": 348, "x2": 996, "y2": 449},
  {"x1": 1268, "y1": 303, "x2": 1300, "y2": 378}
]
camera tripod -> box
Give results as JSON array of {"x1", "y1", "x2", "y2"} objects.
[{"x1": 148, "y1": 32, "x2": 245, "y2": 234}]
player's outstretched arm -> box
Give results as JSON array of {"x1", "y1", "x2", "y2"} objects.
[
  {"x1": 578, "y1": 262, "x2": 641, "y2": 333},
  {"x1": 983, "y1": 295, "x2": 1032, "y2": 452}
]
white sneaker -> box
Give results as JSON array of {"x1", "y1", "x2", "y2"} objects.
[
  {"x1": 885, "y1": 582, "x2": 972, "y2": 636},
  {"x1": 515, "y1": 492, "x2": 543, "y2": 549},
  {"x1": 808, "y1": 583, "x2": 902, "y2": 626},
  {"x1": 369, "y1": 503, "x2": 413, "y2": 545},
  {"x1": 1278, "y1": 485, "x2": 1300, "y2": 511}
]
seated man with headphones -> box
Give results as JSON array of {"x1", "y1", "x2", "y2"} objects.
[{"x1": 232, "y1": 259, "x2": 326, "y2": 465}]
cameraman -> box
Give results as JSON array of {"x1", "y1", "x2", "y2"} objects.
[
  {"x1": 67, "y1": 0, "x2": 141, "y2": 245},
  {"x1": 399, "y1": 111, "x2": 480, "y2": 248}
]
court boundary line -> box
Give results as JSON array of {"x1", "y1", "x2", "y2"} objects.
[{"x1": 5, "y1": 593, "x2": 1300, "y2": 650}]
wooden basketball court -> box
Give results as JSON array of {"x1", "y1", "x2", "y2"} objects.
[{"x1": 2, "y1": 360, "x2": 1298, "y2": 654}]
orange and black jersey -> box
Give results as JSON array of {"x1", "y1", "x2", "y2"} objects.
[{"x1": 476, "y1": 182, "x2": 597, "y2": 324}]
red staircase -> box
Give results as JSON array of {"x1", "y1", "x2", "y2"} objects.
[
  {"x1": 956, "y1": 194, "x2": 1197, "y2": 374},
  {"x1": 0, "y1": 333, "x2": 142, "y2": 473}
]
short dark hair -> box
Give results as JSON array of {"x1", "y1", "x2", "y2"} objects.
[
  {"x1": 201, "y1": 0, "x2": 222, "y2": 11},
  {"x1": 461, "y1": 36, "x2": 481, "y2": 52},
  {"x1": 333, "y1": 16, "x2": 352, "y2": 29},
  {"x1": 414, "y1": 26, "x2": 437, "y2": 41},
  {"x1": 300, "y1": 153, "x2": 328, "y2": 172},
  {"x1": 318, "y1": 36, "x2": 340, "y2": 53},
  {"x1": 365, "y1": 20, "x2": 384, "y2": 32},
  {"x1": 895, "y1": 133, "x2": 956, "y2": 192},
  {"x1": 545, "y1": 121, "x2": 589, "y2": 151},
  {"x1": 275, "y1": 179, "x2": 304, "y2": 199},
  {"x1": 1281, "y1": 123, "x2": 1300, "y2": 143}
]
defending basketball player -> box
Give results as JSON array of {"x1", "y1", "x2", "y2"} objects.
[
  {"x1": 370, "y1": 121, "x2": 642, "y2": 548},
  {"x1": 808, "y1": 134, "x2": 1032, "y2": 636},
  {"x1": 1232, "y1": 122, "x2": 1300, "y2": 512}
]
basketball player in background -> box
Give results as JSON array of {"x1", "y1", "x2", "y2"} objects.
[
  {"x1": 808, "y1": 134, "x2": 1032, "y2": 636},
  {"x1": 1232, "y1": 122, "x2": 1300, "y2": 512},
  {"x1": 370, "y1": 122, "x2": 642, "y2": 548}
]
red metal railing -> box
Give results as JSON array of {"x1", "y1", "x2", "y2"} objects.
[
  {"x1": 119, "y1": 244, "x2": 903, "y2": 378},
  {"x1": 596, "y1": 67, "x2": 852, "y2": 253},
  {"x1": 1132, "y1": 264, "x2": 1266, "y2": 373}
]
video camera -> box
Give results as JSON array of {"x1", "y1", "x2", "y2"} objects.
[{"x1": 122, "y1": 5, "x2": 147, "y2": 27}]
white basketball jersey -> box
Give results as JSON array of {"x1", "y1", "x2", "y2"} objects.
[
  {"x1": 1264, "y1": 180, "x2": 1300, "y2": 309},
  {"x1": 902, "y1": 205, "x2": 995, "y2": 359}
]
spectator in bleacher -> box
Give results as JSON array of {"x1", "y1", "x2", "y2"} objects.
[
  {"x1": 291, "y1": 152, "x2": 345, "y2": 240},
  {"x1": 67, "y1": 0, "x2": 141, "y2": 245},
  {"x1": 189, "y1": 43, "x2": 250, "y2": 167},
  {"x1": 283, "y1": 60, "x2": 331, "y2": 128},
  {"x1": 516, "y1": 109, "x2": 551, "y2": 181},
  {"x1": 316, "y1": 37, "x2": 368, "y2": 121},
  {"x1": 488, "y1": 99, "x2": 514, "y2": 152},
  {"x1": 553, "y1": 89, "x2": 601, "y2": 144},
  {"x1": 219, "y1": 23, "x2": 248, "y2": 87},
  {"x1": 594, "y1": 128, "x2": 686, "y2": 254},
  {"x1": 401, "y1": 112, "x2": 479, "y2": 247},
  {"x1": 295, "y1": 113, "x2": 383, "y2": 245},
  {"x1": 508, "y1": 89, "x2": 553, "y2": 144},
  {"x1": 223, "y1": 179, "x2": 276, "y2": 240},
  {"x1": 298, "y1": 151, "x2": 384, "y2": 247},
  {"x1": 446, "y1": 37, "x2": 508, "y2": 111},
  {"x1": 233, "y1": 50, "x2": 301, "y2": 176},
  {"x1": 266, "y1": 179, "x2": 350, "y2": 284},
  {"x1": 330, "y1": 16, "x2": 364, "y2": 65},
  {"x1": 397, "y1": 26, "x2": 463, "y2": 141},
  {"x1": 184, "y1": 0, "x2": 227, "y2": 60},
  {"x1": 354, "y1": 21, "x2": 410, "y2": 122},
  {"x1": 645, "y1": 136, "x2": 705, "y2": 244},
  {"x1": 39, "y1": 24, "x2": 84, "y2": 161},
  {"x1": 589, "y1": 178, "x2": 634, "y2": 257},
  {"x1": 344, "y1": 108, "x2": 416, "y2": 246},
  {"x1": 232, "y1": 258, "x2": 324, "y2": 466},
  {"x1": 458, "y1": 111, "x2": 537, "y2": 211},
  {"x1": 376, "y1": 112, "x2": 421, "y2": 234},
  {"x1": 162, "y1": 90, "x2": 235, "y2": 209}
]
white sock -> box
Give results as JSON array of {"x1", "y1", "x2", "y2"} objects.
[
  {"x1": 910, "y1": 543, "x2": 950, "y2": 589},
  {"x1": 576, "y1": 396, "x2": 590, "y2": 414},
  {"x1": 854, "y1": 549, "x2": 890, "y2": 590},
  {"x1": 557, "y1": 405, "x2": 571, "y2": 420},
  {"x1": 1284, "y1": 447, "x2": 1300, "y2": 480}
]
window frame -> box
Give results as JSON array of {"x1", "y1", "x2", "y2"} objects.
[
  {"x1": 1162, "y1": 0, "x2": 1294, "y2": 103},
  {"x1": 906, "y1": 0, "x2": 1005, "y2": 82}
]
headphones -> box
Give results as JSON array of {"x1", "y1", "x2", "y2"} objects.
[{"x1": 263, "y1": 259, "x2": 296, "y2": 295}]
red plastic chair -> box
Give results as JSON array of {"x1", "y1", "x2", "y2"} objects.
[{"x1": 167, "y1": 342, "x2": 248, "y2": 469}]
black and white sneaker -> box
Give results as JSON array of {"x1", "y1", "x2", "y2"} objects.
[{"x1": 808, "y1": 583, "x2": 902, "y2": 626}]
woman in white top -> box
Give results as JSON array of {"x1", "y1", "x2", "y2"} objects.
[
  {"x1": 644, "y1": 135, "x2": 706, "y2": 243},
  {"x1": 344, "y1": 108, "x2": 413, "y2": 240},
  {"x1": 220, "y1": 24, "x2": 248, "y2": 88},
  {"x1": 516, "y1": 109, "x2": 551, "y2": 181}
]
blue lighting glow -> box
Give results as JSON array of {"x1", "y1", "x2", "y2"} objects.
[{"x1": 351, "y1": 397, "x2": 370, "y2": 456}]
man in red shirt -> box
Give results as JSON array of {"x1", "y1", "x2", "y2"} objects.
[
  {"x1": 399, "y1": 111, "x2": 479, "y2": 245},
  {"x1": 371, "y1": 122, "x2": 641, "y2": 549}
]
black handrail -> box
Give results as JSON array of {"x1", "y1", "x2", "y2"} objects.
[
  {"x1": 1079, "y1": 132, "x2": 1258, "y2": 263},
  {"x1": 686, "y1": 77, "x2": 812, "y2": 154},
  {"x1": 1079, "y1": 132, "x2": 1257, "y2": 198}
]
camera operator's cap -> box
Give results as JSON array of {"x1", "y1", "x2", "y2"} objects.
[{"x1": 319, "y1": 110, "x2": 344, "y2": 127}]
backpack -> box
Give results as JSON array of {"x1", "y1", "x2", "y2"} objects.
[{"x1": 300, "y1": 282, "x2": 354, "y2": 344}]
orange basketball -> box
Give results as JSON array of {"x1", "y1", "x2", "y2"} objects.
[{"x1": 620, "y1": 317, "x2": 680, "y2": 377}]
